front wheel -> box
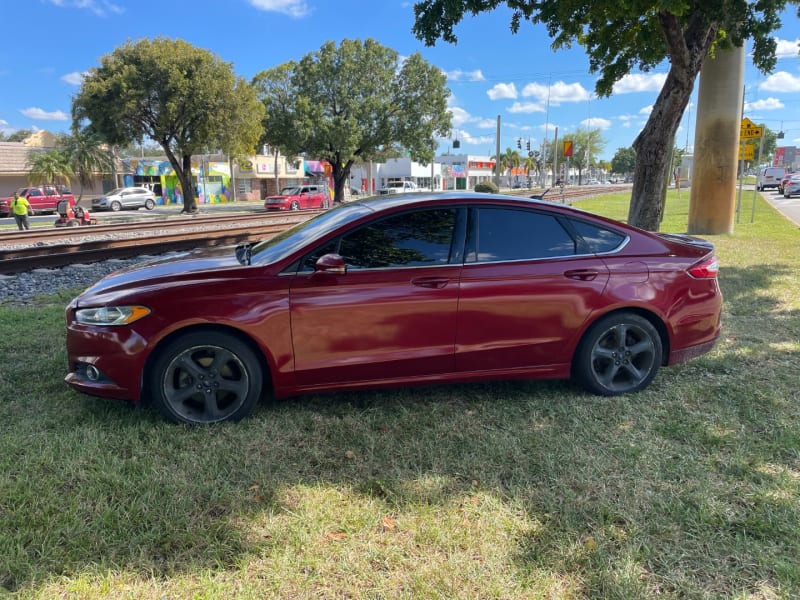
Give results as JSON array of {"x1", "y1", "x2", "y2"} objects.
[
  {"x1": 110, "y1": 200, "x2": 122, "y2": 212},
  {"x1": 148, "y1": 331, "x2": 264, "y2": 424},
  {"x1": 572, "y1": 313, "x2": 662, "y2": 396},
  {"x1": 289, "y1": 200, "x2": 300, "y2": 211}
]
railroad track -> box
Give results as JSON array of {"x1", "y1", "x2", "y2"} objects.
[
  {"x1": 0, "y1": 211, "x2": 318, "y2": 274},
  {"x1": 0, "y1": 187, "x2": 627, "y2": 274}
]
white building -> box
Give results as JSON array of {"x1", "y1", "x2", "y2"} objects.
[{"x1": 349, "y1": 154, "x2": 496, "y2": 193}]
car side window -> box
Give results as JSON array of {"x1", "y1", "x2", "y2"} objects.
[
  {"x1": 466, "y1": 207, "x2": 576, "y2": 262},
  {"x1": 568, "y1": 218, "x2": 626, "y2": 254},
  {"x1": 29, "y1": 189, "x2": 43, "y2": 197},
  {"x1": 339, "y1": 208, "x2": 459, "y2": 269}
]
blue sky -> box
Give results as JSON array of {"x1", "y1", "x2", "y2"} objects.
[{"x1": 2, "y1": 0, "x2": 799, "y2": 160}]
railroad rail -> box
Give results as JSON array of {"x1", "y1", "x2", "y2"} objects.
[{"x1": 0, "y1": 211, "x2": 317, "y2": 274}]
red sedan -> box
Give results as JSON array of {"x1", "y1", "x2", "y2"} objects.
[{"x1": 65, "y1": 193, "x2": 722, "y2": 424}]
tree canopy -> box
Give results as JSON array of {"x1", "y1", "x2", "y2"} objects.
[
  {"x1": 611, "y1": 147, "x2": 637, "y2": 176},
  {"x1": 252, "y1": 39, "x2": 452, "y2": 204},
  {"x1": 413, "y1": 0, "x2": 800, "y2": 230},
  {"x1": 72, "y1": 37, "x2": 263, "y2": 213}
]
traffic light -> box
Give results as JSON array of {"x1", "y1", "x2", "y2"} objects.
[
  {"x1": 517, "y1": 138, "x2": 522, "y2": 149},
  {"x1": 526, "y1": 140, "x2": 530, "y2": 151}
]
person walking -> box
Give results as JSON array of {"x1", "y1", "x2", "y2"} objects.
[{"x1": 10, "y1": 191, "x2": 32, "y2": 231}]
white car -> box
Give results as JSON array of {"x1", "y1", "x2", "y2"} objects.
[
  {"x1": 92, "y1": 187, "x2": 157, "y2": 211},
  {"x1": 379, "y1": 181, "x2": 418, "y2": 194}
]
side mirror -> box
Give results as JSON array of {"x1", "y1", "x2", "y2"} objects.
[{"x1": 315, "y1": 253, "x2": 347, "y2": 275}]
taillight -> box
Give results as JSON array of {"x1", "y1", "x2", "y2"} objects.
[{"x1": 688, "y1": 256, "x2": 719, "y2": 279}]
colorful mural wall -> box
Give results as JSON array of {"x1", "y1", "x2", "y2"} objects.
[{"x1": 125, "y1": 159, "x2": 232, "y2": 204}]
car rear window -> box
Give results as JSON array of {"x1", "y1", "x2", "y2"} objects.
[{"x1": 568, "y1": 219, "x2": 627, "y2": 254}]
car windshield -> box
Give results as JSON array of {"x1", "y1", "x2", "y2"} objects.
[
  {"x1": 249, "y1": 201, "x2": 373, "y2": 265},
  {"x1": 279, "y1": 187, "x2": 301, "y2": 196}
]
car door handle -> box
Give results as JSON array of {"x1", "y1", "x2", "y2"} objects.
[
  {"x1": 411, "y1": 276, "x2": 450, "y2": 289},
  {"x1": 564, "y1": 269, "x2": 599, "y2": 281}
]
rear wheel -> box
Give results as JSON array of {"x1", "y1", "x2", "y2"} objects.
[
  {"x1": 573, "y1": 312, "x2": 662, "y2": 396},
  {"x1": 148, "y1": 331, "x2": 264, "y2": 424},
  {"x1": 144, "y1": 198, "x2": 155, "y2": 210}
]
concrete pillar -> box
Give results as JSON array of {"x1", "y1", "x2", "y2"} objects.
[{"x1": 688, "y1": 45, "x2": 745, "y2": 234}]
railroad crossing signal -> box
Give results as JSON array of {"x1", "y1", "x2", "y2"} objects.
[{"x1": 740, "y1": 117, "x2": 763, "y2": 139}]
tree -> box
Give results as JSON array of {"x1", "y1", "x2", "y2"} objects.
[
  {"x1": 561, "y1": 129, "x2": 605, "y2": 183},
  {"x1": 0, "y1": 129, "x2": 34, "y2": 143},
  {"x1": 412, "y1": 0, "x2": 799, "y2": 230},
  {"x1": 72, "y1": 37, "x2": 263, "y2": 213},
  {"x1": 252, "y1": 39, "x2": 451, "y2": 204},
  {"x1": 26, "y1": 149, "x2": 75, "y2": 195},
  {"x1": 57, "y1": 128, "x2": 113, "y2": 200},
  {"x1": 611, "y1": 147, "x2": 636, "y2": 176}
]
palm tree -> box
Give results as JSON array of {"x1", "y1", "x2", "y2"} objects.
[
  {"x1": 26, "y1": 149, "x2": 76, "y2": 198},
  {"x1": 58, "y1": 129, "x2": 113, "y2": 200}
]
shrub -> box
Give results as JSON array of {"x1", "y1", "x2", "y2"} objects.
[{"x1": 474, "y1": 180, "x2": 499, "y2": 193}]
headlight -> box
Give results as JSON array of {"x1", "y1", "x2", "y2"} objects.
[{"x1": 75, "y1": 306, "x2": 151, "y2": 326}]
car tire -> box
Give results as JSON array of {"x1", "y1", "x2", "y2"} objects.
[
  {"x1": 572, "y1": 312, "x2": 662, "y2": 396},
  {"x1": 148, "y1": 331, "x2": 264, "y2": 424},
  {"x1": 110, "y1": 200, "x2": 122, "y2": 212},
  {"x1": 144, "y1": 199, "x2": 155, "y2": 210},
  {"x1": 290, "y1": 200, "x2": 300, "y2": 211}
]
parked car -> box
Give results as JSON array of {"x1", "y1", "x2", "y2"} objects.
[
  {"x1": 783, "y1": 174, "x2": 800, "y2": 198},
  {"x1": 264, "y1": 184, "x2": 329, "y2": 211},
  {"x1": 756, "y1": 167, "x2": 786, "y2": 191},
  {"x1": 65, "y1": 192, "x2": 722, "y2": 425},
  {"x1": 0, "y1": 185, "x2": 74, "y2": 217},
  {"x1": 379, "y1": 181, "x2": 418, "y2": 194},
  {"x1": 777, "y1": 171, "x2": 799, "y2": 195},
  {"x1": 92, "y1": 187, "x2": 156, "y2": 212}
]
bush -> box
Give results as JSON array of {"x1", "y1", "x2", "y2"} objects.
[{"x1": 474, "y1": 181, "x2": 499, "y2": 193}]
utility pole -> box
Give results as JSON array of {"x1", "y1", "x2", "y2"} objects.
[{"x1": 688, "y1": 46, "x2": 745, "y2": 234}]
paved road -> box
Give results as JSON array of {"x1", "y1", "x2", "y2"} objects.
[{"x1": 759, "y1": 189, "x2": 800, "y2": 226}]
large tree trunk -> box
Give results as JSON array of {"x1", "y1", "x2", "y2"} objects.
[
  {"x1": 162, "y1": 145, "x2": 198, "y2": 213},
  {"x1": 628, "y1": 13, "x2": 717, "y2": 231}
]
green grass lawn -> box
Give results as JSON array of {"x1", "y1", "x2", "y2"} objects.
[{"x1": 1, "y1": 192, "x2": 798, "y2": 599}]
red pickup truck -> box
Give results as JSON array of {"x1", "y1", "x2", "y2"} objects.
[{"x1": 0, "y1": 186, "x2": 75, "y2": 217}]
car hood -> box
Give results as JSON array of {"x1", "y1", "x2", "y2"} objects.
[{"x1": 79, "y1": 247, "x2": 245, "y2": 298}]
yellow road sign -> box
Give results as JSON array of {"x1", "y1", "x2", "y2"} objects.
[
  {"x1": 738, "y1": 144, "x2": 754, "y2": 160},
  {"x1": 740, "y1": 117, "x2": 762, "y2": 139}
]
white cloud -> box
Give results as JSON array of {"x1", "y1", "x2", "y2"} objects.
[
  {"x1": 20, "y1": 108, "x2": 69, "y2": 121},
  {"x1": 759, "y1": 71, "x2": 800, "y2": 92},
  {"x1": 247, "y1": 0, "x2": 310, "y2": 17},
  {"x1": 448, "y1": 106, "x2": 472, "y2": 127},
  {"x1": 475, "y1": 118, "x2": 497, "y2": 129},
  {"x1": 613, "y1": 73, "x2": 668, "y2": 94},
  {"x1": 521, "y1": 81, "x2": 591, "y2": 104},
  {"x1": 487, "y1": 82, "x2": 518, "y2": 100},
  {"x1": 744, "y1": 97, "x2": 784, "y2": 111},
  {"x1": 47, "y1": 0, "x2": 123, "y2": 16},
  {"x1": 774, "y1": 37, "x2": 800, "y2": 58},
  {"x1": 639, "y1": 105, "x2": 653, "y2": 115},
  {"x1": 61, "y1": 71, "x2": 86, "y2": 86},
  {"x1": 454, "y1": 130, "x2": 494, "y2": 146},
  {"x1": 444, "y1": 69, "x2": 485, "y2": 82},
  {"x1": 581, "y1": 117, "x2": 612, "y2": 130},
  {"x1": 507, "y1": 102, "x2": 545, "y2": 114}
]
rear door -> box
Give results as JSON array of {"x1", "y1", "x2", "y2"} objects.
[{"x1": 455, "y1": 206, "x2": 610, "y2": 372}]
